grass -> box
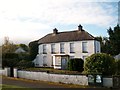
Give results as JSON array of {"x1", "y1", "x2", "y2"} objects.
[
  {"x1": 1, "y1": 84, "x2": 23, "y2": 88},
  {"x1": 23, "y1": 67, "x2": 83, "y2": 75},
  {"x1": 0, "y1": 84, "x2": 37, "y2": 90}
]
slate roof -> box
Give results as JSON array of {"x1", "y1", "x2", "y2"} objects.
[{"x1": 38, "y1": 26, "x2": 95, "y2": 44}]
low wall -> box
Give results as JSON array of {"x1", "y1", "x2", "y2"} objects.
[
  {"x1": 0, "y1": 69, "x2": 5, "y2": 75},
  {"x1": 18, "y1": 70, "x2": 88, "y2": 85},
  {"x1": 103, "y1": 78, "x2": 113, "y2": 87},
  {"x1": 0, "y1": 68, "x2": 9, "y2": 76},
  {"x1": 0, "y1": 68, "x2": 114, "y2": 87}
]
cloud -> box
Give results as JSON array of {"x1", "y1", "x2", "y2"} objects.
[{"x1": 0, "y1": 0, "x2": 118, "y2": 44}]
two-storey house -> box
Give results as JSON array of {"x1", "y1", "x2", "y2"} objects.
[{"x1": 34, "y1": 25, "x2": 100, "y2": 69}]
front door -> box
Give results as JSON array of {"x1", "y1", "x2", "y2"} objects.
[{"x1": 61, "y1": 57, "x2": 67, "y2": 70}]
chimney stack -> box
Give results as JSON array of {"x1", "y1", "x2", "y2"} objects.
[
  {"x1": 53, "y1": 28, "x2": 58, "y2": 34},
  {"x1": 78, "y1": 24, "x2": 83, "y2": 31}
]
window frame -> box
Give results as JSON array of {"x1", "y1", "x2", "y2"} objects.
[
  {"x1": 60, "y1": 43, "x2": 65, "y2": 53},
  {"x1": 82, "y1": 42, "x2": 88, "y2": 53},
  {"x1": 43, "y1": 44, "x2": 47, "y2": 54},
  {"x1": 51, "y1": 43, "x2": 55, "y2": 54},
  {"x1": 70, "y1": 43, "x2": 75, "y2": 53}
]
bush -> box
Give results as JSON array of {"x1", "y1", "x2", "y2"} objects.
[
  {"x1": 2, "y1": 53, "x2": 20, "y2": 68},
  {"x1": 17, "y1": 60, "x2": 34, "y2": 69},
  {"x1": 18, "y1": 53, "x2": 30, "y2": 61},
  {"x1": 67, "y1": 58, "x2": 84, "y2": 72},
  {"x1": 2, "y1": 53, "x2": 19, "y2": 59},
  {"x1": 115, "y1": 60, "x2": 120, "y2": 75},
  {"x1": 84, "y1": 53, "x2": 116, "y2": 75}
]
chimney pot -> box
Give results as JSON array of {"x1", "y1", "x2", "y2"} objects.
[
  {"x1": 78, "y1": 24, "x2": 83, "y2": 31},
  {"x1": 53, "y1": 28, "x2": 58, "y2": 34}
]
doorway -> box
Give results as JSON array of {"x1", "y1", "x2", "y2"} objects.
[{"x1": 61, "y1": 57, "x2": 67, "y2": 70}]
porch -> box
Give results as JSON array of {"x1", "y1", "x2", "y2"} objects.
[{"x1": 52, "y1": 54, "x2": 69, "y2": 70}]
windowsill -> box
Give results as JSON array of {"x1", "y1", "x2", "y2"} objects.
[
  {"x1": 51, "y1": 52, "x2": 56, "y2": 54},
  {"x1": 60, "y1": 52, "x2": 65, "y2": 54},
  {"x1": 82, "y1": 51, "x2": 88, "y2": 53},
  {"x1": 70, "y1": 52, "x2": 75, "y2": 53}
]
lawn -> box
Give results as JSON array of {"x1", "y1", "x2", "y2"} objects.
[
  {"x1": 23, "y1": 67, "x2": 83, "y2": 75},
  {"x1": 0, "y1": 84, "x2": 37, "y2": 90}
]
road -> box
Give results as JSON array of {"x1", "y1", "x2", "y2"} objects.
[
  {"x1": 1, "y1": 76, "x2": 67, "y2": 88},
  {"x1": 1, "y1": 76, "x2": 120, "y2": 90}
]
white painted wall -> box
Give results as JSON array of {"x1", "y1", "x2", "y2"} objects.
[
  {"x1": 16, "y1": 70, "x2": 113, "y2": 87},
  {"x1": 35, "y1": 40, "x2": 100, "y2": 67},
  {"x1": 103, "y1": 78, "x2": 113, "y2": 87},
  {"x1": 17, "y1": 70, "x2": 88, "y2": 85}
]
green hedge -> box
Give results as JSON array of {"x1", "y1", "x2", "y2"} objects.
[
  {"x1": 67, "y1": 58, "x2": 84, "y2": 72},
  {"x1": 84, "y1": 53, "x2": 116, "y2": 75},
  {"x1": 115, "y1": 59, "x2": 120, "y2": 75}
]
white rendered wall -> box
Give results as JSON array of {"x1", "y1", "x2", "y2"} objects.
[{"x1": 36, "y1": 40, "x2": 100, "y2": 67}]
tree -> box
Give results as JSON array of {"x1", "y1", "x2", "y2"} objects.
[
  {"x1": 115, "y1": 60, "x2": 120, "y2": 75},
  {"x1": 95, "y1": 36, "x2": 112, "y2": 54},
  {"x1": 29, "y1": 40, "x2": 39, "y2": 60},
  {"x1": 2, "y1": 53, "x2": 20, "y2": 68},
  {"x1": 19, "y1": 44, "x2": 29, "y2": 52},
  {"x1": 67, "y1": 58, "x2": 84, "y2": 72},
  {"x1": 107, "y1": 24, "x2": 120, "y2": 55},
  {"x1": 84, "y1": 53, "x2": 116, "y2": 75},
  {"x1": 2, "y1": 37, "x2": 17, "y2": 53},
  {"x1": 17, "y1": 60, "x2": 34, "y2": 69}
]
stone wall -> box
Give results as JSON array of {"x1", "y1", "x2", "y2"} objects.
[
  {"x1": 18, "y1": 70, "x2": 88, "y2": 85},
  {"x1": 103, "y1": 78, "x2": 113, "y2": 87},
  {"x1": 0, "y1": 68, "x2": 9, "y2": 76},
  {"x1": 0, "y1": 68, "x2": 114, "y2": 87}
]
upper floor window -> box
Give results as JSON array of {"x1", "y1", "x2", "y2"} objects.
[
  {"x1": 43, "y1": 45, "x2": 47, "y2": 54},
  {"x1": 82, "y1": 42, "x2": 88, "y2": 53},
  {"x1": 60, "y1": 43, "x2": 64, "y2": 53},
  {"x1": 51, "y1": 44, "x2": 55, "y2": 54},
  {"x1": 70, "y1": 43, "x2": 75, "y2": 53}
]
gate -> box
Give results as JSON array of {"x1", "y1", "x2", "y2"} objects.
[{"x1": 113, "y1": 75, "x2": 120, "y2": 88}]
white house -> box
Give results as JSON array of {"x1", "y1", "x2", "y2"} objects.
[
  {"x1": 34, "y1": 25, "x2": 101, "y2": 69},
  {"x1": 15, "y1": 47, "x2": 26, "y2": 53}
]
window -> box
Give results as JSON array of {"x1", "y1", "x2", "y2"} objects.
[
  {"x1": 43, "y1": 45, "x2": 47, "y2": 54},
  {"x1": 51, "y1": 44, "x2": 55, "y2": 54},
  {"x1": 82, "y1": 42, "x2": 88, "y2": 53},
  {"x1": 70, "y1": 43, "x2": 75, "y2": 53},
  {"x1": 43, "y1": 56, "x2": 47, "y2": 66},
  {"x1": 60, "y1": 43, "x2": 64, "y2": 53}
]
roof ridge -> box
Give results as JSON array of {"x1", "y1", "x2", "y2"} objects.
[{"x1": 38, "y1": 29, "x2": 95, "y2": 44}]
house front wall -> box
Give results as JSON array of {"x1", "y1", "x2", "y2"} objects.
[{"x1": 35, "y1": 40, "x2": 100, "y2": 67}]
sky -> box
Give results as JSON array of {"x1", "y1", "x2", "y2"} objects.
[{"x1": 0, "y1": 0, "x2": 119, "y2": 45}]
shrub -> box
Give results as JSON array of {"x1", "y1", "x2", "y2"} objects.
[
  {"x1": 67, "y1": 58, "x2": 84, "y2": 72},
  {"x1": 115, "y1": 59, "x2": 120, "y2": 75},
  {"x1": 2, "y1": 53, "x2": 19, "y2": 68},
  {"x1": 17, "y1": 60, "x2": 34, "y2": 69},
  {"x1": 84, "y1": 53, "x2": 116, "y2": 75}
]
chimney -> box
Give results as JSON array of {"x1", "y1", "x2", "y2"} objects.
[
  {"x1": 53, "y1": 28, "x2": 58, "y2": 34},
  {"x1": 78, "y1": 24, "x2": 83, "y2": 31}
]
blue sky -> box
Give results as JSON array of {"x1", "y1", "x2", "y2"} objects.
[{"x1": 0, "y1": 0, "x2": 119, "y2": 45}]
